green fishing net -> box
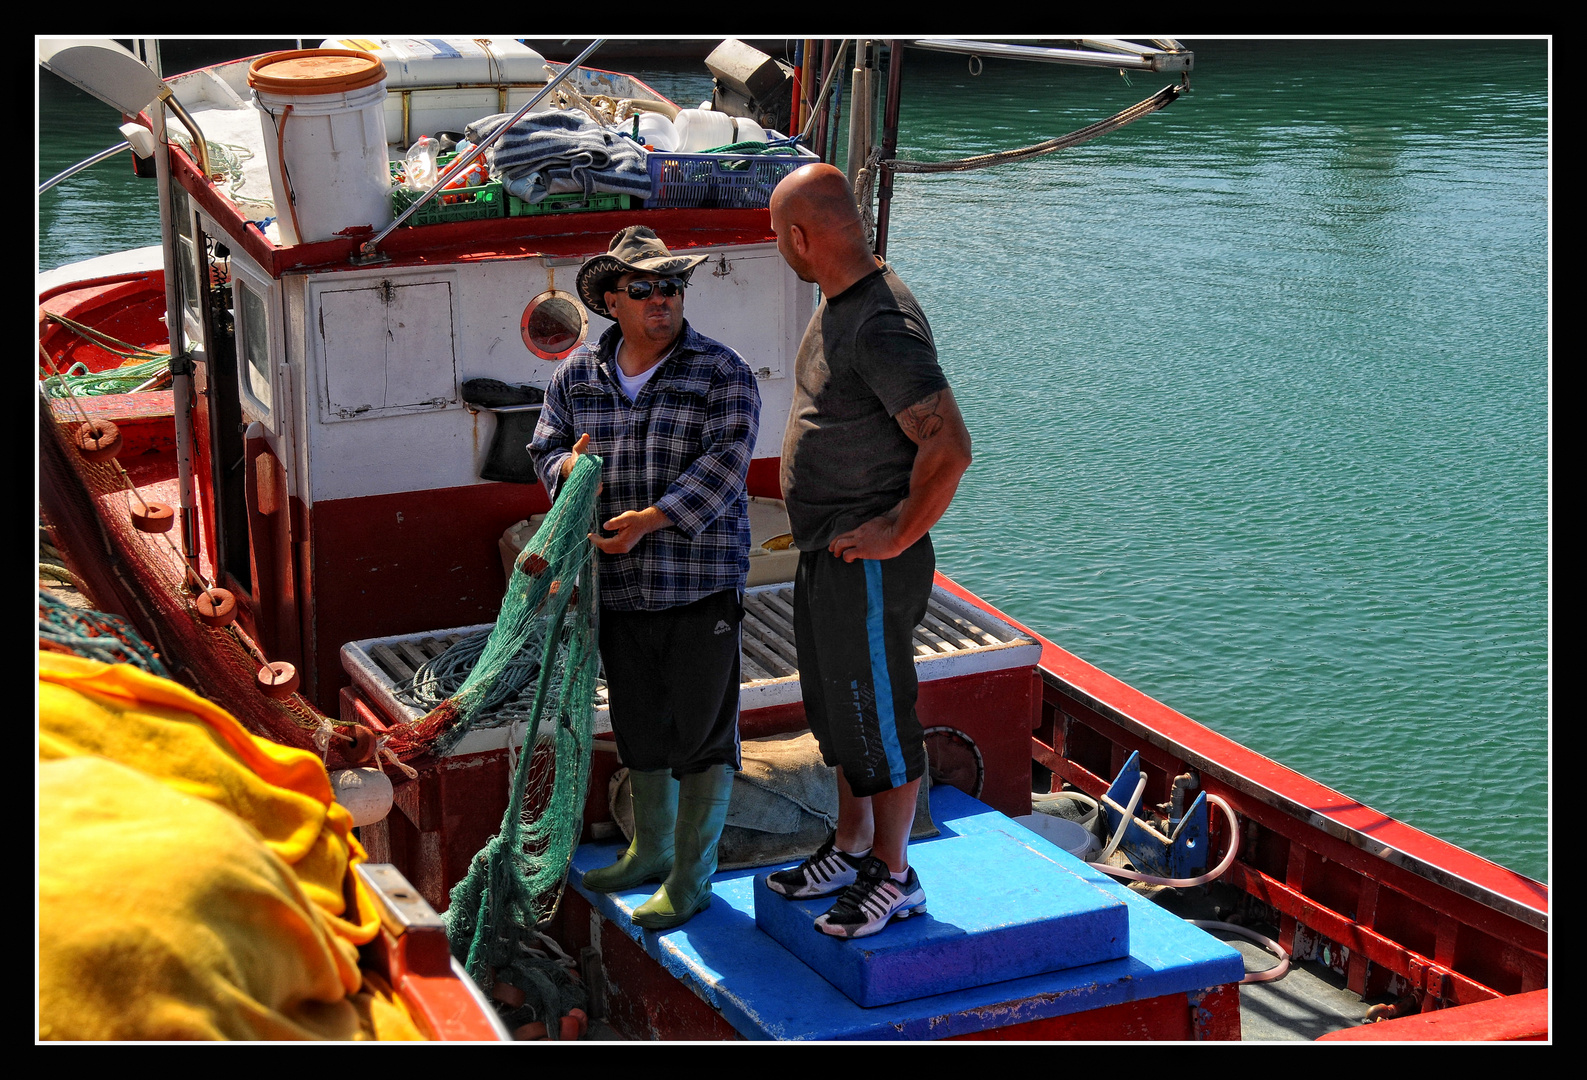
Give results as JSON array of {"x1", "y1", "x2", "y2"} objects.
[{"x1": 387, "y1": 453, "x2": 603, "y2": 1029}]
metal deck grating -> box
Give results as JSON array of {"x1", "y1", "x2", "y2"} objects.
[
  {"x1": 738, "y1": 584, "x2": 1026, "y2": 683},
  {"x1": 343, "y1": 584, "x2": 1035, "y2": 736}
]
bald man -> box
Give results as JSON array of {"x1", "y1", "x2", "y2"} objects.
[{"x1": 765, "y1": 163, "x2": 973, "y2": 939}]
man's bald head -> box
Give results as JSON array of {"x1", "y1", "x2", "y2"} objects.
[
  {"x1": 770, "y1": 163, "x2": 879, "y2": 291},
  {"x1": 771, "y1": 163, "x2": 865, "y2": 239}
]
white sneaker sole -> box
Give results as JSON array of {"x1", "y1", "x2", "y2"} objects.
[{"x1": 815, "y1": 900, "x2": 927, "y2": 939}]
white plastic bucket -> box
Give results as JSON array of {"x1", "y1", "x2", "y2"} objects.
[
  {"x1": 1015, "y1": 812, "x2": 1102, "y2": 861},
  {"x1": 249, "y1": 50, "x2": 392, "y2": 246}
]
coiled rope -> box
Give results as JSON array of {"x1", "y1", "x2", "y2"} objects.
[
  {"x1": 171, "y1": 133, "x2": 264, "y2": 208},
  {"x1": 40, "y1": 312, "x2": 171, "y2": 397},
  {"x1": 1032, "y1": 787, "x2": 1291, "y2": 983},
  {"x1": 699, "y1": 139, "x2": 805, "y2": 157},
  {"x1": 395, "y1": 629, "x2": 545, "y2": 720}
]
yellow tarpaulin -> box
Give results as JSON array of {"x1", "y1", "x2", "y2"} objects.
[{"x1": 37, "y1": 651, "x2": 425, "y2": 1041}]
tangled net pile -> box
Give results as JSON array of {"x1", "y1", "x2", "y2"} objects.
[
  {"x1": 386, "y1": 454, "x2": 603, "y2": 1029},
  {"x1": 39, "y1": 591, "x2": 172, "y2": 677}
]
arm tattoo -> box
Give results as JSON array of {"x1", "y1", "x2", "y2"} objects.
[{"x1": 898, "y1": 391, "x2": 946, "y2": 441}]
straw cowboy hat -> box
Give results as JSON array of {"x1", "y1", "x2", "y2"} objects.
[{"x1": 576, "y1": 225, "x2": 709, "y2": 319}]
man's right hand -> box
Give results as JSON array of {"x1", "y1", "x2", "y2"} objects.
[{"x1": 561, "y1": 432, "x2": 592, "y2": 479}]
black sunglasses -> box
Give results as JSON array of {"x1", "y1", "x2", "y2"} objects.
[{"x1": 621, "y1": 277, "x2": 686, "y2": 300}]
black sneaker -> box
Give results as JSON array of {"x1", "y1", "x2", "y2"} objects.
[
  {"x1": 765, "y1": 831, "x2": 867, "y2": 899},
  {"x1": 814, "y1": 856, "x2": 927, "y2": 939}
]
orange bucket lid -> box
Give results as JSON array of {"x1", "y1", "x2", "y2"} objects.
[{"x1": 247, "y1": 49, "x2": 386, "y2": 95}]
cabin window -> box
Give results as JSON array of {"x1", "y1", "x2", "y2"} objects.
[
  {"x1": 236, "y1": 278, "x2": 273, "y2": 415},
  {"x1": 521, "y1": 290, "x2": 587, "y2": 360},
  {"x1": 173, "y1": 186, "x2": 203, "y2": 352}
]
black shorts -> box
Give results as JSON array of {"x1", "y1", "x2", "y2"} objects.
[
  {"x1": 793, "y1": 536, "x2": 933, "y2": 797},
  {"x1": 598, "y1": 589, "x2": 743, "y2": 778}
]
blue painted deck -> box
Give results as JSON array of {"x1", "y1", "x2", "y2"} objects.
[{"x1": 569, "y1": 786, "x2": 1244, "y2": 1040}]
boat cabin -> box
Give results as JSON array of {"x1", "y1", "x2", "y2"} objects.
[{"x1": 146, "y1": 42, "x2": 804, "y2": 713}]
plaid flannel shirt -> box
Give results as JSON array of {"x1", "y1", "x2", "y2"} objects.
[{"x1": 529, "y1": 321, "x2": 761, "y2": 612}]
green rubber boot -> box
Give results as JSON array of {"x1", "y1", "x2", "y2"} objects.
[
  {"x1": 582, "y1": 769, "x2": 678, "y2": 893},
  {"x1": 633, "y1": 764, "x2": 734, "y2": 930}
]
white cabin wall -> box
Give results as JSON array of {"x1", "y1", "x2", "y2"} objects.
[{"x1": 291, "y1": 243, "x2": 808, "y2": 506}]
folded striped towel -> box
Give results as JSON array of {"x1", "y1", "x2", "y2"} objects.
[{"x1": 466, "y1": 109, "x2": 653, "y2": 204}]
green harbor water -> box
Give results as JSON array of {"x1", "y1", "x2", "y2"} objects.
[{"x1": 37, "y1": 38, "x2": 1550, "y2": 884}]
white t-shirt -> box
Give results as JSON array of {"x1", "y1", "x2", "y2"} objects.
[{"x1": 615, "y1": 340, "x2": 676, "y2": 402}]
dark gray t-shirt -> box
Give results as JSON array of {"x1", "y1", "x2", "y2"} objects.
[{"x1": 780, "y1": 264, "x2": 950, "y2": 550}]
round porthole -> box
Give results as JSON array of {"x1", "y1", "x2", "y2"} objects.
[{"x1": 521, "y1": 290, "x2": 587, "y2": 360}]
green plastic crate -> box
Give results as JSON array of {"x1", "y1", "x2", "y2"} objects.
[
  {"x1": 508, "y1": 190, "x2": 632, "y2": 217},
  {"x1": 390, "y1": 153, "x2": 504, "y2": 225}
]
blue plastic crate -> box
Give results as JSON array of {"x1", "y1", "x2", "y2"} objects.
[{"x1": 644, "y1": 146, "x2": 817, "y2": 210}]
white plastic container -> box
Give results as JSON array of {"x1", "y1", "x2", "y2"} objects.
[
  {"x1": 731, "y1": 117, "x2": 768, "y2": 144},
  {"x1": 249, "y1": 49, "x2": 393, "y2": 246},
  {"x1": 673, "y1": 108, "x2": 733, "y2": 153},
  {"x1": 672, "y1": 108, "x2": 770, "y2": 154},
  {"x1": 632, "y1": 111, "x2": 679, "y2": 152}
]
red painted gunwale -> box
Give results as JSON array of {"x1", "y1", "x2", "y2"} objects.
[
  {"x1": 930, "y1": 572, "x2": 1548, "y2": 926},
  {"x1": 1318, "y1": 987, "x2": 1548, "y2": 1041},
  {"x1": 163, "y1": 129, "x2": 779, "y2": 276}
]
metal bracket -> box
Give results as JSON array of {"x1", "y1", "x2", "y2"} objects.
[
  {"x1": 1100, "y1": 750, "x2": 1210, "y2": 880},
  {"x1": 356, "y1": 862, "x2": 455, "y2": 978},
  {"x1": 350, "y1": 244, "x2": 393, "y2": 267},
  {"x1": 357, "y1": 862, "x2": 447, "y2": 937}
]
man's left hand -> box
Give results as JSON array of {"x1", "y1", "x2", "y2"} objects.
[{"x1": 592, "y1": 507, "x2": 672, "y2": 554}]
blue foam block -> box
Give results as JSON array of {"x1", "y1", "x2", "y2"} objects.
[
  {"x1": 752, "y1": 828, "x2": 1129, "y2": 1006},
  {"x1": 569, "y1": 786, "x2": 1245, "y2": 1040}
]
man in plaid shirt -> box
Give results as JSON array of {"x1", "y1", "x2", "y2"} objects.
[{"x1": 529, "y1": 226, "x2": 760, "y2": 931}]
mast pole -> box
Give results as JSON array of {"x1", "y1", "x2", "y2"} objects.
[
  {"x1": 814, "y1": 40, "x2": 832, "y2": 161},
  {"x1": 845, "y1": 40, "x2": 868, "y2": 194},
  {"x1": 874, "y1": 40, "x2": 904, "y2": 260},
  {"x1": 143, "y1": 37, "x2": 200, "y2": 568}
]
